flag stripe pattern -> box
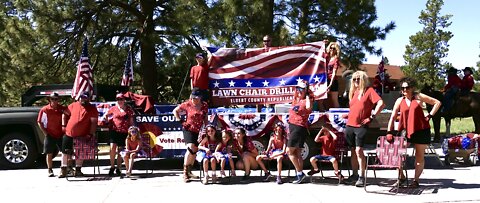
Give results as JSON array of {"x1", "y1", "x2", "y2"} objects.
[
  {"x1": 71, "y1": 38, "x2": 94, "y2": 100},
  {"x1": 121, "y1": 49, "x2": 134, "y2": 86},
  {"x1": 207, "y1": 41, "x2": 327, "y2": 106}
]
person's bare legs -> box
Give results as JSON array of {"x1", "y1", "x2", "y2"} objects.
[
  {"x1": 414, "y1": 144, "x2": 427, "y2": 182},
  {"x1": 124, "y1": 153, "x2": 131, "y2": 173},
  {"x1": 355, "y1": 146, "x2": 366, "y2": 177},
  {"x1": 256, "y1": 155, "x2": 269, "y2": 174},
  {"x1": 276, "y1": 156, "x2": 283, "y2": 177},
  {"x1": 329, "y1": 91, "x2": 340, "y2": 108},
  {"x1": 350, "y1": 147, "x2": 359, "y2": 176},
  {"x1": 287, "y1": 147, "x2": 301, "y2": 172},
  {"x1": 109, "y1": 143, "x2": 117, "y2": 168}
]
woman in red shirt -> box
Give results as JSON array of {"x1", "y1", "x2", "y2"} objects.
[
  {"x1": 344, "y1": 71, "x2": 384, "y2": 187},
  {"x1": 103, "y1": 93, "x2": 134, "y2": 176},
  {"x1": 234, "y1": 127, "x2": 259, "y2": 181},
  {"x1": 387, "y1": 77, "x2": 441, "y2": 188},
  {"x1": 173, "y1": 88, "x2": 209, "y2": 182},
  {"x1": 287, "y1": 80, "x2": 313, "y2": 184},
  {"x1": 255, "y1": 122, "x2": 287, "y2": 184}
]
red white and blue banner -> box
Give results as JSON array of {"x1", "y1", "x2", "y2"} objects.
[{"x1": 206, "y1": 41, "x2": 328, "y2": 106}]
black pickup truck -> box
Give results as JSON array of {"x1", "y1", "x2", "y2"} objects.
[{"x1": 0, "y1": 84, "x2": 125, "y2": 169}]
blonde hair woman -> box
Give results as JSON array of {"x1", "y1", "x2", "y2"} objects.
[{"x1": 344, "y1": 71, "x2": 385, "y2": 187}]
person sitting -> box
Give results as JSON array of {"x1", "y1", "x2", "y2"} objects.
[
  {"x1": 307, "y1": 125, "x2": 344, "y2": 181},
  {"x1": 461, "y1": 67, "x2": 474, "y2": 95},
  {"x1": 197, "y1": 125, "x2": 221, "y2": 184},
  {"x1": 214, "y1": 129, "x2": 236, "y2": 178},
  {"x1": 442, "y1": 67, "x2": 461, "y2": 112},
  {"x1": 233, "y1": 127, "x2": 259, "y2": 181},
  {"x1": 255, "y1": 122, "x2": 287, "y2": 184},
  {"x1": 121, "y1": 126, "x2": 147, "y2": 178}
]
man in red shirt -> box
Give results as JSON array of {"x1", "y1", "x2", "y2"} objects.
[
  {"x1": 442, "y1": 67, "x2": 462, "y2": 112},
  {"x1": 37, "y1": 92, "x2": 70, "y2": 177},
  {"x1": 190, "y1": 53, "x2": 209, "y2": 103},
  {"x1": 59, "y1": 91, "x2": 98, "y2": 178},
  {"x1": 461, "y1": 67, "x2": 475, "y2": 95}
]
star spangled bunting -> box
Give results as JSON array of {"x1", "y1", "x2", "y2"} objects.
[
  {"x1": 121, "y1": 48, "x2": 134, "y2": 86},
  {"x1": 71, "y1": 37, "x2": 94, "y2": 101}
]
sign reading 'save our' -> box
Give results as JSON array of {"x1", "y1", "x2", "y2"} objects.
[{"x1": 136, "y1": 115, "x2": 176, "y2": 123}]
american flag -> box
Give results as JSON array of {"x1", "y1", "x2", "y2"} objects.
[
  {"x1": 71, "y1": 37, "x2": 94, "y2": 101},
  {"x1": 121, "y1": 48, "x2": 134, "y2": 86},
  {"x1": 378, "y1": 58, "x2": 385, "y2": 82},
  {"x1": 206, "y1": 41, "x2": 327, "y2": 106}
]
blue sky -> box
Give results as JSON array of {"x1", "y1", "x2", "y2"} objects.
[{"x1": 365, "y1": 0, "x2": 480, "y2": 69}]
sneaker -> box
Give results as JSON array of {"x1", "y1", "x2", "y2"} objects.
[
  {"x1": 276, "y1": 177, "x2": 283, "y2": 184},
  {"x1": 48, "y1": 169, "x2": 54, "y2": 177},
  {"x1": 263, "y1": 172, "x2": 272, "y2": 181},
  {"x1": 126, "y1": 172, "x2": 132, "y2": 178},
  {"x1": 355, "y1": 177, "x2": 365, "y2": 187},
  {"x1": 220, "y1": 171, "x2": 226, "y2": 178},
  {"x1": 293, "y1": 173, "x2": 306, "y2": 184},
  {"x1": 212, "y1": 174, "x2": 218, "y2": 183},
  {"x1": 74, "y1": 169, "x2": 84, "y2": 177},
  {"x1": 108, "y1": 167, "x2": 115, "y2": 177},
  {"x1": 115, "y1": 167, "x2": 122, "y2": 176},
  {"x1": 241, "y1": 174, "x2": 250, "y2": 182},
  {"x1": 307, "y1": 169, "x2": 320, "y2": 176},
  {"x1": 67, "y1": 166, "x2": 75, "y2": 175},
  {"x1": 202, "y1": 175, "x2": 209, "y2": 185}
]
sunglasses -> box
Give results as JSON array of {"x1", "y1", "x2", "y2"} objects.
[
  {"x1": 130, "y1": 130, "x2": 138, "y2": 134},
  {"x1": 263, "y1": 40, "x2": 271, "y2": 42},
  {"x1": 401, "y1": 86, "x2": 410, "y2": 90},
  {"x1": 296, "y1": 87, "x2": 306, "y2": 91},
  {"x1": 353, "y1": 78, "x2": 360, "y2": 82}
]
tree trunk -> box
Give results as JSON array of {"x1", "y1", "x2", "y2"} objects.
[{"x1": 139, "y1": 0, "x2": 158, "y2": 101}]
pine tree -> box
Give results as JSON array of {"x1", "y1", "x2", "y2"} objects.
[{"x1": 403, "y1": 0, "x2": 453, "y2": 88}]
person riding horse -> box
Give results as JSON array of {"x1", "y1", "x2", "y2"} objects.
[
  {"x1": 461, "y1": 67, "x2": 474, "y2": 95},
  {"x1": 442, "y1": 67, "x2": 461, "y2": 112}
]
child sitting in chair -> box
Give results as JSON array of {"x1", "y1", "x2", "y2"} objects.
[
  {"x1": 308, "y1": 125, "x2": 344, "y2": 181},
  {"x1": 214, "y1": 129, "x2": 236, "y2": 178},
  {"x1": 255, "y1": 122, "x2": 287, "y2": 184},
  {"x1": 197, "y1": 125, "x2": 221, "y2": 184},
  {"x1": 121, "y1": 126, "x2": 147, "y2": 178}
]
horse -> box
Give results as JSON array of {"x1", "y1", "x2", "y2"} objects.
[{"x1": 421, "y1": 85, "x2": 480, "y2": 142}]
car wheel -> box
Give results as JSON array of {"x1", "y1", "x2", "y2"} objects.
[{"x1": 0, "y1": 133, "x2": 38, "y2": 169}]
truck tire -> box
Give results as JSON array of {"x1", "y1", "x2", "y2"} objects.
[
  {"x1": 301, "y1": 136, "x2": 318, "y2": 167},
  {"x1": 0, "y1": 133, "x2": 38, "y2": 169}
]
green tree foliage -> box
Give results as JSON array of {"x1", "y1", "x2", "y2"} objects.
[
  {"x1": 403, "y1": 0, "x2": 453, "y2": 89},
  {"x1": 0, "y1": 0, "x2": 395, "y2": 106}
]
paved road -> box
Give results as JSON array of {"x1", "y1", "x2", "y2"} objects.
[{"x1": 1, "y1": 148, "x2": 479, "y2": 203}]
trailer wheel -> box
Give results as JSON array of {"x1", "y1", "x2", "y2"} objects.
[{"x1": 0, "y1": 133, "x2": 38, "y2": 169}]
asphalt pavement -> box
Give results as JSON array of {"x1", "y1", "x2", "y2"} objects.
[{"x1": 1, "y1": 145, "x2": 479, "y2": 203}]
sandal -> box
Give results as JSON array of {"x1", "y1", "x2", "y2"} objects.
[
  {"x1": 408, "y1": 180, "x2": 419, "y2": 188},
  {"x1": 393, "y1": 178, "x2": 407, "y2": 187},
  {"x1": 335, "y1": 172, "x2": 344, "y2": 181}
]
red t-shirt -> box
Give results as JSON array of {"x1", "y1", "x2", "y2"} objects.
[
  {"x1": 445, "y1": 75, "x2": 461, "y2": 90},
  {"x1": 178, "y1": 101, "x2": 208, "y2": 133},
  {"x1": 319, "y1": 135, "x2": 335, "y2": 156},
  {"x1": 347, "y1": 87, "x2": 381, "y2": 127},
  {"x1": 65, "y1": 102, "x2": 99, "y2": 137},
  {"x1": 327, "y1": 57, "x2": 339, "y2": 80},
  {"x1": 106, "y1": 105, "x2": 134, "y2": 133},
  {"x1": 37, "y1": 104, "x2": 67, "y2": 138},
  {"x1": 190, "y1": 64, "x2": 209, "y2": 90},
  {"x1": 461, "y1": 74, "x2": 474, "y2": 91},
  {"x1": 288, "y1": 99, "x2": 312, "y2": 128}
]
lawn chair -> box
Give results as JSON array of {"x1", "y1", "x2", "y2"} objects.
[
  {"x1": 364, "y1": 136, "x2": 408, "y2": 194},
  {"x1": 137, "y1": 132, "x2": 155, "y2": 175},
  {"x1": 66, "y1": 135, "x2": 100, "y2": 181},
  {"x1": 311, "y1": 132, "x2": 350, "y2": 184}
]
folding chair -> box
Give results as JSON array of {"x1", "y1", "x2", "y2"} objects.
[
  {"x1": 66, "y1": 135, "x2": 100, "y2": 181},
  {"x1": 311, "y1": 133, "x2": 350, "y2": 184},
  {"x1": 364, "y1": 136, "x2": 408, "y2": 194}
]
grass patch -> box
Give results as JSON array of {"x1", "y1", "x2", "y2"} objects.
[{"x1": 431, "y1": 117, "x2": 475, "y2": 135}]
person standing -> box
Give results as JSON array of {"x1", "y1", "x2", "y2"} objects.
[
  {"x1": 322, "y1": 42, "x2": 341, "y2": 110},
  {"x1": 37, "y1": 92, "x2": 70, "y2": 177},
  {"x1": 59, "y1": 91, "x2": 98, "y2": 178},
  {"x1": 173, "y1": 88, "x2": 209, "y2": 182},
  {"x1": 344, "y1": 71, "x2": 384, "y2": 187},
  {"x1": 103, "y1": 93, "x2": 134, "y2": 176},
  {"x1": 190, "y1": 53, "x2": 209, "y2": 103},
  {"x1": 387, "y1": 77, "x2": 441, "y2": 188},
  {"x1": 287, "y1": 80, "x2": 313, "y2": 184}
]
